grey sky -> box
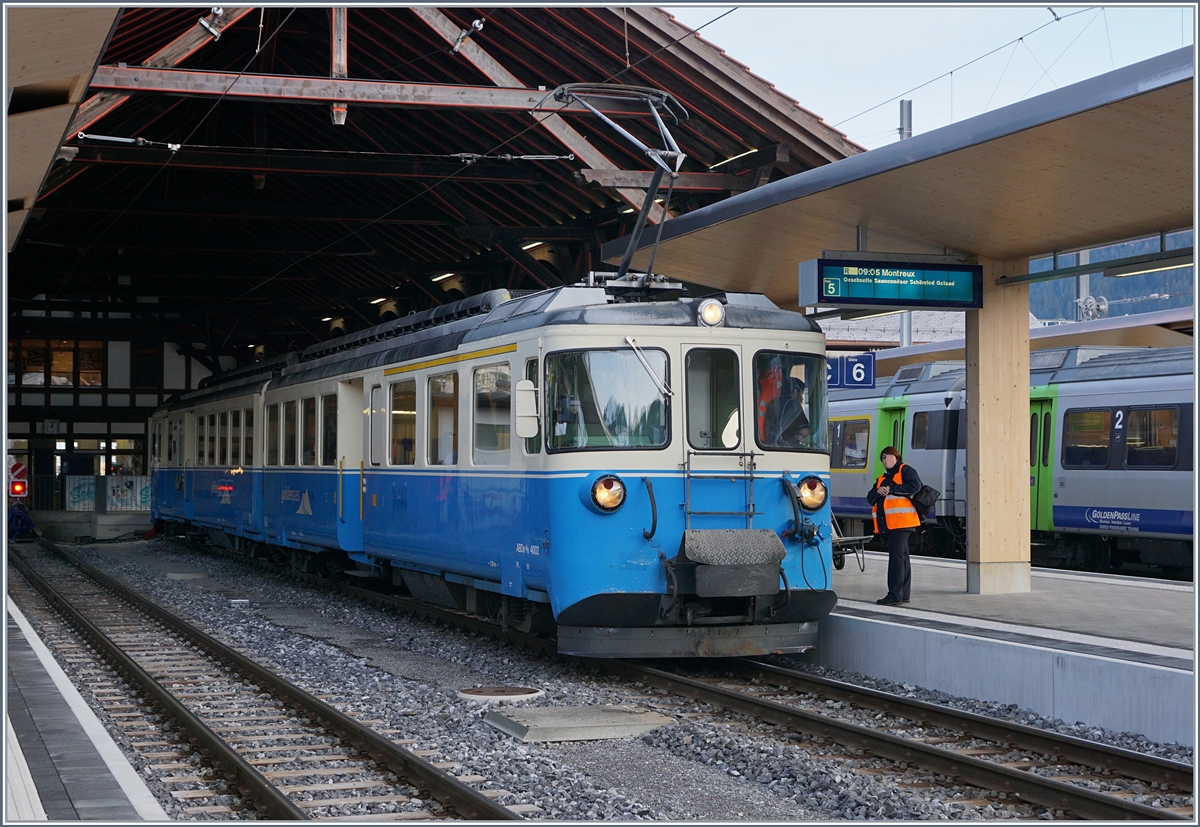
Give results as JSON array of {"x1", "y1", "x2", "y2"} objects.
[{"x1": 662, "y1": 5, "x2": 1194, "y2": 151}]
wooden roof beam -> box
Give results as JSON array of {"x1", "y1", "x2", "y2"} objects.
[{"x1": 411, "y1": 7, "x2": 665, "y2": 225}]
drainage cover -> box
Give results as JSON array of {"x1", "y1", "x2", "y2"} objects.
[
  {"x1": 457, "y1": 686, "x2": 545, "y2": 703},
  {"x1": 485, "y1": 705, "x2": 675, "y2": 742}
]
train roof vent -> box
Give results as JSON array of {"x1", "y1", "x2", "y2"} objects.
[
  {"x1": 196, "y1": 352, "x2": 297, "y2": 389},
  {"x1": 300, "y1": 289, "x2": 511, "y2": 362},
  {"x1": 1030, "y1": 350, "x2": 1068, "y2": 370},
  {"x1": 926, "y1": 362, "x2": 963, "y2": 379},
  {"x1": 893, "y1": 365, "x2": 926, "y2": 383}
]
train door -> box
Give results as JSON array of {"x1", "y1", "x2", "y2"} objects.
[
  {"x1": 683, "y1": 344, "x2": 747, "y2": 528},
  {"x1": 337, "y1": 378, "x2": 365, "y2": 551},
  {"x1": 1029, "y1": 399, "x2": 1055, "y2": 531},
  {"x1": 873, "y1": 404, "x2": 907, "y2": 480}
]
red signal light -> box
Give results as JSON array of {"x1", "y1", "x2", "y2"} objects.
[{"x1": 9, "y1": 480, "x2": 28, "y2": 498}]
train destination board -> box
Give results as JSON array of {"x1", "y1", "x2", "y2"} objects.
[{"x1": 799, "y1": 258, "x2": 983, "y2": 310}]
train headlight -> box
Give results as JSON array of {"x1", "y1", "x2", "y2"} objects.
[
  {"x1": 797, "y1": 476, "x2": 827, "y2": 511},
  {"x1": 697, "y1": 298, "x2": 725, "y2": 327},
  {"x1": 591, "y1": 475, "x2": 626, "y2": 512}
]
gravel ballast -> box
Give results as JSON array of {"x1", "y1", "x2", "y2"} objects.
[{"x1": 15, "y1": 538, "x2": 1190, "y2": 821}]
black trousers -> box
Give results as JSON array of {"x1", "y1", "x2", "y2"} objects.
[{"x1": 884, "y1": 529, "x2": 913, "y2": 601}]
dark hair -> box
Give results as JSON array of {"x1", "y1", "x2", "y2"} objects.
[
  {"x1": 785, "y1": 376, "x2": 806, "y2": 394},
  {"x1": 880, "y1": 446, "x2": 903, "y2": 463}
]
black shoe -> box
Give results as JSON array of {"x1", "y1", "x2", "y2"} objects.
[{"x1": 876, "y1": 596, "x2": 902, "y2": 606}]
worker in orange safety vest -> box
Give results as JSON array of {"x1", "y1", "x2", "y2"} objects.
[{"x1": 866, "y1": 446, "x2": 923, "y2": 606}]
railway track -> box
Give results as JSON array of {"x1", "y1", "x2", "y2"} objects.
[
  {"x1": 46, "y1": 536, "x2": 1192, "y2": 820},
  {"x1": 7, "y1": 539, "x2": 520, "y2": 821}
]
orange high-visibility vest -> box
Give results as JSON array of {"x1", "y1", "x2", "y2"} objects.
[{"x1": 872, "y1": 464, "x2": 921, "y2": 532}]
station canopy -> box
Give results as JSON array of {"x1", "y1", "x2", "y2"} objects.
[
  {"x1": 602, "y1": 46, "x2": 1194, "y2": 308},
  {"x1": 7, "y1": 7, "x2": 863, "y2": 359}
]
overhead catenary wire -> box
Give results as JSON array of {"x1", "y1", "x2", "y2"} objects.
[{"x1": 1020, "y1": 8, "x2": 1105, "y2": 100}]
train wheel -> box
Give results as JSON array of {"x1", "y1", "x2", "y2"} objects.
[
  {"x1": 1081, "y1": 540, "x2": 1111, "y2": 573},
  {"x1": 833, "y1": 552, "x2": 845, "y2": 571}
]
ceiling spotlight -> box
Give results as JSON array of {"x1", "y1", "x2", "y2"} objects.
[
  {"x1": 521, "y1": 242, "x2": 542, "y2": 251},
  {"x1": 321, "y1": 317, "x2": 333, "y2": 322},
  {"x1": 431, "y1": 273, "x2": 455, "y2": 283},
  {"x1": 369, "y1": 297, "x2": 387, "y2": 304}
]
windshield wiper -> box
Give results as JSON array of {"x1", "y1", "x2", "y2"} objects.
[{"x1": 625, "y1": 336, "x2": 673, "y2": 397}]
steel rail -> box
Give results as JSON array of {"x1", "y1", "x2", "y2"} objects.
[
  {"x1": 734, "y1": 659, "x2": 1193, "y2": 793},
  {"x1": 174, "y1": 538, "x2": 1192, "y2": 819},
  {"x1": 598, "y1": 661, "x2": 1188, "y2": 821},
  {"x1": 23, "y1": 539, "x2": 519, "y2": 822},
  {"x1": 8, "y1": 548, "x2": 307, "y2": 820}
]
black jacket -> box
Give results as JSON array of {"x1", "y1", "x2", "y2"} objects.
[{"x1": 865, "y1": 462, "x2": 922, "y2": 533}]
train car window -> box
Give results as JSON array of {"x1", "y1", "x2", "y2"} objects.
[
  {"x1": 1061, "y1": 409, "x2": 1111, "y2": 468},
  {"x1": 1125, "y1": 407, "x2": 1178, "y2": 469},
  {"x1": 207, "y1": 413, "x2": 217, "y2": 465},
  {"x1": 266, "y1": 404, "x2": 280, "y2": 465},
  {"x1": 428, "y1": 373, "x2": 458, "y2": 465},
  {"x1": 544, "y1": 349, "x2": 670, "y2": 452},
  {"x1": 1029, "y1": 413, "x2": 1038, "y2": 467},
  {"x1": 283, "y1": 400, "x2": 297, "y2": 465},
  {"x1": 524, "y1": 359, "x2": 541, "y2": 455},
  {"x1": 912, "y1": 413, "x2": 929, "y2": 450},
  {"x1": 167, "y1": 422, "x2": 174, "y2": 463},
  {"x1": 196, "y1": 416, "x2": 205, "y2": 465},
  {"x1": 840, "y1": 420, "x2": 870, "y2": 468},
  {"x1": 370, "y1": 385, "x2": 386, "y2": 466},
  {"x1": 754, "y1": 351, "x2": 827, "y2": 453},
  {"x1": 390, "y1": 381, "x2": 416, "y2": 465},
  {"x1": 244, "y1": 409, "x2": 254, "y2": 465},
  {"x1": 321, "y1": 394, "x2": 337, "y2": 466},
  {"x1": 1041, "y1": 412, "x2": 1052, "y2": 468},
  {"x1": 685, "y1": 349, "x2": 740, "y2": 450},
  {"x1": 219, "y1": 412, "x2": 228, "y2": 465},
  {"x1": 231, "y1": 411, "x2": 241, "y2": 467},
  {"x1": 300, "y1": 398, "x2": 316, "y2": 466},
  {"x1": 473, "y1": 364, "x2": 511, "y2": 466}
]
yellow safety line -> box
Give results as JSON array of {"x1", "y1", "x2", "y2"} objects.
[{"x1": 383, "y1": 343, "x2": 518, "y2": 376}]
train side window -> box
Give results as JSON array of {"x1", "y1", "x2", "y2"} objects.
[
  {"x1": 1029, "y1": 413, "x2": 1038, "y2": 468},
  {"x1": 219, "y1": 412, "x2": 229, "y2": 465},
  {"x1": 912, "y1": 412, "x2": 929, "y2": 450},
  {"x1": 428, "y1": 372, "x2": 458, "y2": 465},
  {"x1": 197, "y1": 415, "x2": 205, "y2": 465},
  {"x1": 321, "y1": 394, "x2": 337, "y2": 466},
  {"x1": 1125, "y1": 407, "x2": 1178, "y2": 469},
  {"x1": 840, "y1": 419, "x2": 870, "y2": 468},
  {"x1": 1041, "y1": 412, "x2": 1052, "y2": 468},
  {"x1": 1061, "y1": 409, "x2": 1111, "y2": 468},
  {"x1": 370, "y1": 385, "x2": 386, "y2": 466},
  {"x1": 473, "y1": 364, "x2": 511, "y2": 466},
  {"x1": 685, "y1": 348, "x2": 740, "y2": 450},
  {"x1": 207, "y1": 413, "x2": 217, "y2": 465},
  {"x1": 266, "y1": 404, "x2": 280, "y2": 465},
  {"x1": 167, "y1": 422, "x2": 175, "y2": 463},
  {"x1": 524, "y1": 359, "x2": 540, "y2": 455},
  {"x1": 231, "y1": 410, "x2": 241, "y2": 467},
  {"x1": 283, "y1": 400, "x2": 297, "y2": 465},
  {"x1": 244, "y1": 409, "x2": 254, "y2": 465},
  {"x1": 390, "y1": 380, "x2": 416, "y2": 466},
  {"x1": 300, "y1": 397, "x2": 316, "y2": 465}
]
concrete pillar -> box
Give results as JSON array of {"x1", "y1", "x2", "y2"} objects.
[{"x1": 965, "y1": 257, "x2": 1030, "y2": 594}]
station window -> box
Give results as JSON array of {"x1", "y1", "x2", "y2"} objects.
[
  {"x1": 428, "y1": 372, "x2": 458, "y2": 465},
  {"x1": 1062, "y1": 409, "x2": 1111, "y2": 468},
  {"x1": 524, "y1": 359, "x2": 540, "y2": 455},
  {"x1": 391, "y1": 380, "x2": 416, "y2": 466},
  {"x1": 50, "y1": 340, "x2": 73, "y2": 386},
  {"x1": 283, "y1": 400, "x2": 297, "y2": 465},
  {"x1": 473, "y1": 365, "x2": 511, "y2": 465},
  {"x1": 1125, "y1": 407, "x2": 1178, "y2": 469},
  {"x1": 78, "y1": 341, "x2": 103, "y2": 386},
  {"x1": 230, "y1": 410, "x2": 241, "y2": 466},
  {"x1": 266, "y1": 404, "x2": 280, "y2": 465},
  {"x1": 20, "y1": 339, "x2": 46, "y2": 385},
  {"x1": 207, "y1": 413, "x2": 216, "y2": 465},
  {"x1": 244, "y1": 409, "x2": 254, "y2": 466},
  {"x1": 321, "y1": 394, "x2": 337, "y2": 466},
  {"x1": 133, "y1": 345, "x2": 158, "y2": 388},
  {"x1": 685, "y1": 348, "x2": 740, "y2": 450},
  {"x1": 219, "y1": 412, "x2": 228, "y2": 465},
  {"x1": 300, "y1": 397, "x2": 316, "y2": 466}
]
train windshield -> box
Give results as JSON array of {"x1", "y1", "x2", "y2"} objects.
[
  {"x1": 753, "y1": 352, "x2": 827, "y2": 453},
  {"x1": 544, "y1": 349, "x2": 670, "y2": 452}
]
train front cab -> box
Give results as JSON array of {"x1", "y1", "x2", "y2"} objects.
[{"x1": 535, "y1": 328, "x2": 838, "y2": 658}]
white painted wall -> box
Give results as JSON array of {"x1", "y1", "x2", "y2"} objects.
[
  {"x1": 107, "y1": 341, "x2": 130, "y2": 388},
  {"x1": 163, "y1": 344, "x2": 186, "y2": 389}
]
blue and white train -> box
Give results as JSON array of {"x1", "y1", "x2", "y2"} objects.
[
  {"x1": 150, "y1": 280, "x2": 838, "y2": 657},
  {"x1": 828, "y1": 346, "x2": 1194, "y2": 574}
]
